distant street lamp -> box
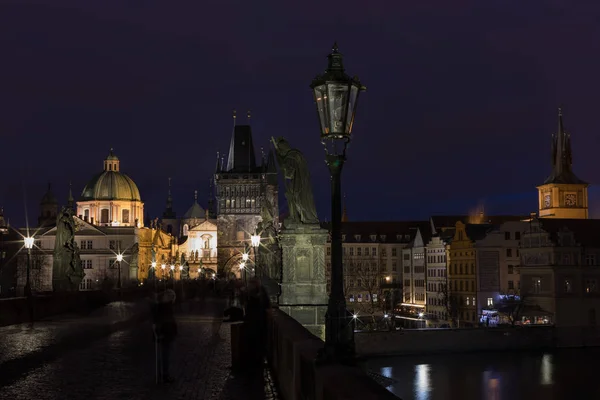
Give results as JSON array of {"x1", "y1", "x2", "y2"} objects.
[
  {"x1": 24, "y1": 236, "x2": 35, "y2": 324},
  {"x1": 23, "y1": 236, "x2": 34, "y2": 297},
  {"x1": 116, "y1": 253, "x2": 123, "y2": 289},
  {"x1": 311, "y1": 43, "x2": 366, "y2": 362},
  {"x1": 251, "y1": 231, "x2": 261, "y2": 277}
]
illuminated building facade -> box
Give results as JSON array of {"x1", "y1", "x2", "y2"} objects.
[
  {"x1": 537, "y1": 109, "x2": 589, "y2": 219},
  {"x1": 76, "y1": 149, "x2": 144, "y2": 227},
  {"x1": 214, "y1": 121, "x2": 278, "y2": 277}
]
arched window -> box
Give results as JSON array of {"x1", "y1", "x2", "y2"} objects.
[
  {"x1": 122, "y1": 209, "x2": 130, "y2": 224},
  {"x1": 100, "y1": 209, "x2": 109, "y2": 224},
  {"x1": 183, "y1": 224, "x2": 189, "y2": 236}
]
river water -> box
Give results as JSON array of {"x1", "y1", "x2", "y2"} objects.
[{"x1": 366, "y1": 348, "x2": 600, "y2": 400}]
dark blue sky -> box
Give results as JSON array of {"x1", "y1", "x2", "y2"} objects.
[{"x1": 2, "y1": 0, "x2": 600, "y2": 227}]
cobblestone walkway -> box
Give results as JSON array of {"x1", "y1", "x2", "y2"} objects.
[{"x1": 0, "y1": 296, "x2": 279, "y2": 400}]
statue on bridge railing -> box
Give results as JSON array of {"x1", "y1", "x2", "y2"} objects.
[
  {"x1": 52, "y1": 206, "x2": 85, "y2": 291},
  {"x1": 271, "y1": 136, "x2": 319, "y2": 225},
  {"x1": 257, "y1": 195, "x2": 281, "y2": 282}
]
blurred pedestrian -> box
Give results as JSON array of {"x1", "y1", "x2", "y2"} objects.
[
  {"x1": 152, "y1": 288, "x2": 178, "y2": 383},
  {"x1": 244, "y1": 278, "x2": 271, "y2": 370}
]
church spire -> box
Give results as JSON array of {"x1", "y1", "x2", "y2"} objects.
[
  {"x1": 208, "y1": 178, "x2": 215, "y2": 218},
  {"x1": 226, "y1": 110, "x2": 257, "y2": 172},
  {"x1": 162, "y1": 177, "x2": 176, "y2": 219},
  {"x1": 215, "y1": 151, "x2": 221, "y2": 172},
  {"x1": 341, "y1": 192, "x2": 348, "y2": 222},
  {"x1": 543, "y1": 107, "x2": 585, "y2": 185},
  {"x1": 67, "y1": 181, "x2": 74, "y2": 210}
]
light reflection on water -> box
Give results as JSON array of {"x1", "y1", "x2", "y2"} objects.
[
  {"x1": 541, "y1": 353, "x2": 553, "y2": 385},
  {"x1": 368, "y1": 349, "x2": 600, "y2": 400},
  {"x1": 415, "y1": 364, "x2": 431, "y2": 400}
]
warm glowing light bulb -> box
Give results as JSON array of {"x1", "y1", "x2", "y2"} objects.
[
  {"x1": 179, "y1": 265, "x2": 183, "y2": 271},
  {"x1": 151, "y1": 262, "x2": 157, "y2": 268},
  {"x1": 251, "y1": 233, "x2": 261, "y2": 248},
  {"x1": 161, "y1": 264, "x2": 166, "y2": 269},
  {"x1": 24, "y1": 236, "x2": 35, "y2": 249},
  {"x1": 242, "y1": 253, "x2": 249, "y2": 261},
  {"x1": 239, "y1": 262, "x2": 246, "y2": 269},
  {"x1": 116, "y1": 254, "x2": 123, "y2": 262},
  {"x1": 352, "y1": 314, "x2": 358, "y2": 319},
  {"x1": 170, "y1": 265, "x2": 175, "y2": 270}
]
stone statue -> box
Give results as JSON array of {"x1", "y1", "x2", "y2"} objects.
[
  {"x1": 271, "y1": 137, "x2": 319, "y2": 224},
  {"x1": 256, "y1": 196, "x2": 281, "y2": 280},
  {"x1": 151, "y1": 244, "x2": 157, "y2": 263},
  {"x1": 53, "y1": 207, "x2": 85, "y2": 291}
]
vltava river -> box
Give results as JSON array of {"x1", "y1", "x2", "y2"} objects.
[{"x1": 366, "y1": 348, "x2": 600, "y2": 400}]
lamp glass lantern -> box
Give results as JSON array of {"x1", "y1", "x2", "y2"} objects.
[
  {"x1": 250, "y1": 233, "x2": 261, "y2": 248},
  {"x1": 24, "y1": 236, "x2": 35, "y2": 249},
  {"x1": 310, "y1": 43, "x2": 365, "y2": 153}
]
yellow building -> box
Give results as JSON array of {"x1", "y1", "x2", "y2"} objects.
[
  {"x1": 448, "y1": 221, "x2": 491, "y2": 327},
  {"x1": 537, "y1": 109, "x2": 588, "y2": 219},
  {"x1": 77, "y1": 149, "x2": 145, "y2": 227},
  {"x1": 136, "y1": 227, "x2": 175, "y2": 281}
]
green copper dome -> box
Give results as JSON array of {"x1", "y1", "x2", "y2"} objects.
[{"x1": 80, "y1": 150, "x2": 141, "y2": 201}]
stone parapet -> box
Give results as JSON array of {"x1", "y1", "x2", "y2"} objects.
[{"x1": 267, "y1": 308, "x2": 397, "y2": 400}]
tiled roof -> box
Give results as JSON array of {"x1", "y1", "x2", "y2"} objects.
[
  {"x1": 465, "y1": 224, "x2": 495, "y2": 241},
  {"x1": 320, "y1": 221, "x2": 430, "y2": 244},
  {"x1": 431, "y1": 215, "x2": 528, "y2": 230}
]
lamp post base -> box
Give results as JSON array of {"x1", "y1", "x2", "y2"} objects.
[{"x1": 317, "y1": 298, "x2": 355, "y2": 365}]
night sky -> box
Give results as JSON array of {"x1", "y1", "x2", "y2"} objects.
[{"x1": 2, "y1": 0, "x2": 600, "y2": 227}]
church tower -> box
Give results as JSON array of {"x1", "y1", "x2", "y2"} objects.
[
  {"x1": 214, "y1": 111, "x2": 279, "y2": 276},
  {"x1": 537, "y1": 108, "x2": 589, "y2": 219},
  {"x1": 38, "y1": 183, "x2": 58, "y2": 227}
]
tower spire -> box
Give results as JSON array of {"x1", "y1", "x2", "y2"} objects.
[
  {"x1": 215, "y1": 151, "x2": 221, "y2": 172},
  {"x1": 342, "y1": 192, "x2": 348, "y2": 222},
  {"x1": 162, "y1": 177, "x2": 176, "y2": 219},
  {"x1": 544, "y1": 106, "x2": 581, "y2": 184},
  {"x1": 67, "y1": 181, "x2": 74, "y2": 210},
  {"x1": 208, "y1": 178, "x2": 215, "y2": 218}
]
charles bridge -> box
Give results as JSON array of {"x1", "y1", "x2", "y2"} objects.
[{"x1": 0, "y1": 283, "x2": 396, "y2": 400}]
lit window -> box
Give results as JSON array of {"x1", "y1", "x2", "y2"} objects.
[{"x1": 487, "y1": 297, "x2": 493, "y2": 307}]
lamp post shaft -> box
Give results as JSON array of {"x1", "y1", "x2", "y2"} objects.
[
  {"x1": 324, "y1": 154, "x2": 354, "y2": 359},
  {"x1": 255, "y1": 247, "x2": 260, "y2": 278},
  {"x1": 25, "y1": 248, "x2": 32, "y2": 297}
]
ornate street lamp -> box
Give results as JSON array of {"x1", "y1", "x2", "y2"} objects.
[
  {"x1": 23, "y1": 236, "x2": 34, "y2": 297},
  {"x1": 250, "y1": 231, "x2": 261, "y2": 277},
  {"x1": 310, "y1": 43, "x2": 366, "y2": 362}
]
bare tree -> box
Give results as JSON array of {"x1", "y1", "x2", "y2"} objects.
[
  {"x1": 438, "y1": 283, "x2": 459, "y2": 327},
  {"x1": 30, "y1": 253, "x2": 49, "y2": 292},
  {"x1": 17, "y1": 253, "x2": 49, "y2": 293},
  {"x1": 345, "y1": 255, "x2": 382, "y2": 314}
]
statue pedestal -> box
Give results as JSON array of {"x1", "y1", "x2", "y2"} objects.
[{"x1": 279, "y1": 221, "x2": 328, "y2": 339}]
